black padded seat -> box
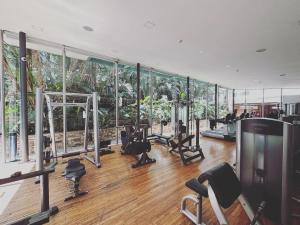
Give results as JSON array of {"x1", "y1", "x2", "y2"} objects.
[
  {"x1": 63, "y1": 159, "x2": 86, "y2": 180},
  {"x1": 198, "y1": 162, "x2": 241, "y2": 209},
  {"x1": 185, "y1": 178, "x2": 208, "y2": 197}
]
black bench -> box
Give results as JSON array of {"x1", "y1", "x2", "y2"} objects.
[
  {"x1": 62, "y1": 159, "x2": 88, "y2": 201},
  {"x1": 181, "y1": 163, "x2": 265, "y2": 225}
]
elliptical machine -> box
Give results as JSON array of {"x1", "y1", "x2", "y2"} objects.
[{"x1": 120, "y1": 63, "x2": 156, "y2": 168}]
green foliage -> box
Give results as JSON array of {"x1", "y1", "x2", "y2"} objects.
[{"x1": 2, "y1": 43, "x2": 231, "y2": 134}]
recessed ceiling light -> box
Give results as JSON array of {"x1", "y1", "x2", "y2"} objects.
[
  {"x1": 111, "y1": 49, "x2": 119, "y2": 54},
  {"x1": 31, "y1": 25, "x2": 44, "y2": 32},
  {"x1": 83, "y1": 26, "x2": 94, "y2": 32},
  {"x1": 256, "y1": 48, "x2": 267, "y2": 53},
  {"x1": 144, "y1": 21, "x2": 156, "y2": 29},
  {"x1": 178, "y1": 39, "x2": 183, "y2": 44},
  {"x1": 199, "y1": 50, "x2": 204, "y2": 54},
  {"x1": 280, "y1": 73, "x2": 287, "y2": 77},
  {"x1": 225, "y1": 65, "x2": 231, "y2": 68}
]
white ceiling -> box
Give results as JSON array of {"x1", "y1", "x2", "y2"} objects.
[{"x1": 1, "y1": 0, "x2": 300, "y2": 88}]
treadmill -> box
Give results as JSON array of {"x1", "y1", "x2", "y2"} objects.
[{"x1": 201, "y1": 119, "x2": 236, "y2": 141}]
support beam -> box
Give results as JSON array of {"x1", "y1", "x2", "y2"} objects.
[
  {"x1": 115, "y1": 62, "x2": 119, "y2": 127},
  {"x1": 149, "y1": 71, "x2": 153, "y2": 134},
  {"x1": 214, "y1": 84, "x2": 218, "y2": 121},
  {"x1": 19, "y1": 32, "x2": 29, "y2": 162},
  {"x1": 114, "y1": 62, "x2": 119, "y2": 144},
  {"x1": 136, "y1": 63, "x2": 140, "y2": 135},
  {"x1": 232, "y1": 89, "x2": 235, "y2": 113},
  {"x1": 206, "y1": 85, "x2": 209, "y2": 128},
  {"x1": 93, "y1": 92, "x2": 101, "y2": 168},
  {"x1": 62, "y1": 47, "x2": 67, "y2": 153},
  {"x1": 186, "y1": 76, "x2": 190, "y2": 137},
  {"x1": 0, "y1": 30, "x2": 5, "y2": 163},
  {"x1": 35, "y1": 88, "x2": 43, "y2": 171},
  {"x1": 262, "y1": 88, "x2": 265, "y2": 117}
]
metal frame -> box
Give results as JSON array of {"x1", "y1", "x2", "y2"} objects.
[
  {"x1": 262, "y1": 88, "x2": 265, "y2": 117},
  {"x1": 0, "y1": 30, "x2": 5, "y2": 163},
  {"x1": 36, "y1": 89, "x2": 101, "y2": 168},
  {"x1": 19, "y1": 31, "x2": 29, "y2": 162},
  {"x1": 62, "y1": 47, "x2": 67, "y2": 153},
  {"x1": 115, "y1": 61, "x2": 119, "y2": 143},
  {"x1": 181, "y1": 184, "x2": 229, "y2": 225}
]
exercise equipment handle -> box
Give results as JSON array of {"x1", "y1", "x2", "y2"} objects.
[
  {"x1": 250, "y1": 201, "x2": 266, "y2": 225},
  {"x1": 0, "y1": 168, "x2": 54, "y2": 185}
]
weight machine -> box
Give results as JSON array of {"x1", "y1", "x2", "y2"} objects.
[
  {"x1": 35, "y1": 89, "x2": 102, "y2": 168},
  {"x1": 169, "y1": 77, "x2": 205, "y2": 164}
]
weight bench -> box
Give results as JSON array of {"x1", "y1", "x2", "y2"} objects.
[
  {"x1": 62, "y1": 159, "x2": 88, "y2": 201},
  {"x1": 181, "y1": 163, "x2": 265, "y2": 225}
]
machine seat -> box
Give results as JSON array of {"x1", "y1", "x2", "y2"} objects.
[
  {"x1": 198, "y1": 162, "x2": 241, "y2": 208},
  {"x1": 62, "y1": 159, "x2": 86, "y2": 180},
  {"x1": 185, "y1": 178, "x2": 208, "y2": 197}
]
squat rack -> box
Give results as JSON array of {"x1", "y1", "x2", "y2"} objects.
[{"x1": 35, "y1": 88, "x2": 101, "y2": 168}]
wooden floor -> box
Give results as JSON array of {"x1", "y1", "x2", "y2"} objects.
[{"x1": 0, "y1": 137, "x2": 250, "y2": 225}]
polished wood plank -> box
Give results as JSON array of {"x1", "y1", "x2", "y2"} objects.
[{"x1": 0, "y1": 137, "x2": 253, "y2": 225}]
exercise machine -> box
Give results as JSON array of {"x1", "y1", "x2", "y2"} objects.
[
  {"x1": 236, "y1": 118, "x2": 300, "y2": 225},
  {"x1": 169, "y1": 118, "x2": 204, "y2": 165},
  {"x1": 120, "y1": 63, "x2": 156, "y2": 168},
  {"x1": 200, "y1": 114, "x2": 236, "y2": 141},
  {"x1": 36, "y1": 89, "x2": 106, "y2": 168},
  {"x1": 180, "y1": 162, "x2": 266, "y2": 225},
  {"x1": 147, "y1": 120, "x2": 172, "y2": 146},
  {"x1": 121, "y1": 124, "x2": 156, "y2": 168}
]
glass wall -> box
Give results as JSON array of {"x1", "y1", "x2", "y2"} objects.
[
  {"x1": 234, "y1": 89, "x2": 246, "y2": 116},
  {"x1": 207, "y1": 84, "x2": 216, "y2": 120},
  {"x1": 264, "y1": 89, "x2": 281, "y2": 117},
  {"x1": 191, "y1": 79, "x2": 209, "y2": 131},
  {"x1": 245, "y1": 89, "x2": 263, "y2": 117},
  {"x1": 117, "y1": 63, "x2": 137, "y2": 125},
  {"x1": 218, "y1": 86, "x2": 230, "y2": 118},
  {"x1": 151, "y1": 71, "x2": 175, "y2": 136},
  {"x1": 3, "y1": 43, "x2": 20, "y2": 161},
  {"x1": 1, "y1": 31, "x2": 238, "y2": 161}
]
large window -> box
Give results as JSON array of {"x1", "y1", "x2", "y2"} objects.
[
  {"x1": 207, "y1": 84, "x2": 215, "y2": 119},
  {"x1": 2, "y1": 31, "x2": 241, "y2": 160},
  {"x1": 151, "y1": 71, "x2": 173, "y2": 136},
  {"x1": 191, "y1": 79, "x2": 208, "y2": 130},
  {"x1": 264, "y1": 89, "x2": 281, "y2": 117},
  {"x1": 218, "y1": 86, "x2": 230, "y2": 118},
  {"x1": 117, "y1": 64, "x2": 137, "y2": 125},
  {"x1": 234, "y1": 89, "x2": 246, "y2": 115},
  {"x1": 245, "y1": 89, "x2": 263, "y2": 117}
]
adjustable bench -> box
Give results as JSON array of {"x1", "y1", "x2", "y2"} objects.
[
  {"x1": 181, "y1": 162, "x2": 264, "y2": 225},
  {"x1": 62, "y1": 159, "x2": 88, "y2": 201}
]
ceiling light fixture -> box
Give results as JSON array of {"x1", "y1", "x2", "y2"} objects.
[
  {"x1": 256, "y1": 48, "x2": 267, "y2": 53},
  {"x1": 178, "y1": 39, "x2": 183, "y2": 44},
  {"x1": 31, "y1": 25, "x2": 44, "y2": 32},
  {"x1": 225, "y1": 65, "x2": 231, "y2": 68},
  {"x1": 144, "y1": 21, "x2": 156, "y2": 29},
  {"x1": 83, "y1": 26, "x2": 94, "y2": 32}
]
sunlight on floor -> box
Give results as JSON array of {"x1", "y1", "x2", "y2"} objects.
[{"x1": 0, "y1": 161, "x2": 35, "y2": 215}]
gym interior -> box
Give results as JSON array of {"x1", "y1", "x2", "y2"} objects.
[{"x1": 0, "y1": 1, "x2": 300, "y2": 225}]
